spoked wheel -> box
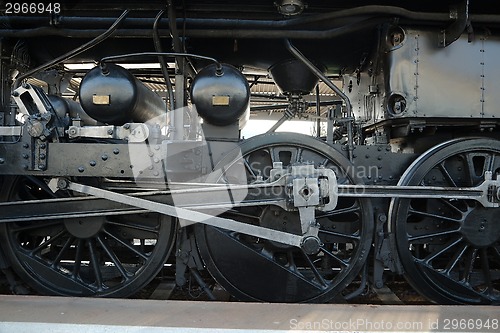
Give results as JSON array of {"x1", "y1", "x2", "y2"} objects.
[
  {"x1": 389, "y1": 138, "x2": 500, "y2": 304},
  {"x1": 0, "y1": 176, "x2": 176, "y2": 297},
  {"x1": 195, "y1": 133, "x2": 373, "y2": 302}
]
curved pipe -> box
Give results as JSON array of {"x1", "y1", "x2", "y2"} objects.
[
  {"x1": 13, "y1": 10, "x2": 129, "y2": 89},
  {"x1": 284, "y1": 39, "x2": 354, "y2": 160},
  {"x1": 284, "y1": 40, "x2": 352, "y2": 118}
]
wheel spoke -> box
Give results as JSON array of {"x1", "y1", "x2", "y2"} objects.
[
  {"x1": 438, "y1": 198, "x2": 466, "y2": 214},
  {"x1": 243, "y1": 158, "x2": 257, "y2": 178},
  {"x1": 269, "y1": 147, "x2": 277, "y2": 164},
  {"x1": 317, "y1": 205, "x2": 360, "y2": 218},
  {"x1": 96, "y1": 235, "x2": 131, "y2": 281},
  {"x1": 408, "y1": 228, "x2": 460, "y2": 242},
  {"x1": 443, "y1": 243, "x2": 468, "y2": 275},
  {"x1": 421, "y1": 236, "x2": 463, "y2": 264},
  {"x1": 320, "y1": 246, "x2": 348, "y2": 267},
  {"x1": 438, "y1": 162, "x2": 458, "y2": 187},
  {"x1": 408, "y1": 208, "x2": 463, "y2": 223},
  {"x1": 296, "y1": 148, "x2": 303, "y2": 163},
  {"x1": 462, "y1": 248, "x2": 478, "y2": 284},
  {"x1": 319, "y1": 229, "x2": 360, "y2": 241},
  {"x1": 88, "y1": 239, "x2": 104, "y2": 290},
  {"x1": 51, "y1": 236, "x2": 75, "y2": 268},
  {"x1": 29, "y1": 229, "x2": 67, "y2": 255},
  {"x1": 72, "y1": 239, "x2": 84, "y2": 279},
  {"x1": 463, "y1": 153, "x2": 476, "y2": 186},
  {"x1": 300, "y1": 249, "x2": 329, "y2": 288},
  {"x1": 103, "y1": 229, "x2": 150, "y2": 260}
]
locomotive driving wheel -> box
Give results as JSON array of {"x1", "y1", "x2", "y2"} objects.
[
  {"x1": 0, "y1": 176, "x2": 176, "y2": 297},
  {"x1": 390, "y1": 138, "x2": 500, "y2": 304},
  {"x1": 195, "y1": 133, "x2": 373, "y2": 302}
]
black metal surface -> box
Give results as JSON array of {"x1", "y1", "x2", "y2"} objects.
[
  {"x1": 191, "y1": 64, "x2": 250, "y2": 127},
  {"x1": 195, "y1": 133, "x2": 373, "y2": 302},
  {"x1": 48, "y1": 95, "x2": 100, "y2": 126},
  {"x1": 0, "y1": 176, "x2": 176, "y2": 297},
  {"x1": 269, "y1": 59, "x2": 322, "y2": 95},
  {"x1": 389, "y1": 138, "x2": 500, "y2": 304},
  {"x1": 79, "y1": 64, "x2": 166, "y2": 125}
]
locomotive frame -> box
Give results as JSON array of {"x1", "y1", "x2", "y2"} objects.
[{"x1": 0, "y1": 0, "x2": 499, "y2": 304}]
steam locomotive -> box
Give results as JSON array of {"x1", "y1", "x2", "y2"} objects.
[{"x1": 0, "y1": 0, "x2": 499, "y2": 305}]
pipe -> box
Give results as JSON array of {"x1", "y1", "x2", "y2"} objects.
[
  {"x1": 284, "y1": 39, "x2": 354, "y2": 160},
  {"x1": 316, "y1": 85, "x2": 322, "y2": 138},
  {"x1": 167, "y1": 0, "x2": 196, "y2": 79},
  {"x1": 0, "y1": 17, "x2": 396, "y2": 39},
  {"x1": 10, "y1": 5, "x2": 500, "y2": 30},
  {"x1": 167, "y1": 0, "x2": 182, "y2": 55},
  {"x1": 250, "y1": 100, "x2": 342, "y2": 112},
  {"x1": 284, "y1": 40, "x2": 352, "y2": 121},
  {"x1": 153, "y1": 10, "x2": 175, "y2": 112},
  {"x1": 13, "y1": 10, "x2": 130, "y2": 89}
]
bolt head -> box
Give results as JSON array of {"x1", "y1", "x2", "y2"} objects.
[{"x1": 57, "y1": 179, "x2": 69, "y2": 189}]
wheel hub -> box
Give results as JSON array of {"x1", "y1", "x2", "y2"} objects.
[
  {"x1": 64, "y1": 217, "x2": 105, "y2": 238},
  {"x1": 461, "y1": 206, "x2": 500, "y2": 248},
  {"x1": 301, "y1": 236, "x2": 321, "y2": 255}
]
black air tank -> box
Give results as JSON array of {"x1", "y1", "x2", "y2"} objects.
[
  {"x1": 79, "y1": 64, "x2": 165, "y2": 125},
  {"x1": 191, "y1": 63, "x2": 249, "y2": 127}
]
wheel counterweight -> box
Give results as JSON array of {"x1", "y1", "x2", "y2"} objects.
[
  {"x1": 389, "y1": 138, "x2": 500, "y2": 304},
  {"x1": 195, "y1": 133, "x2": 374, "y2": 302}
]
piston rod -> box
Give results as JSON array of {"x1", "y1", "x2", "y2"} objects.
[{"x1": 0, "y1": 173, "x2": 498, "y2": 224}]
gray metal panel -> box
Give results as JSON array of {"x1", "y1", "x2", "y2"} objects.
[{"x1": 384, "y1": 27, "x2": 499, "y2": 119}]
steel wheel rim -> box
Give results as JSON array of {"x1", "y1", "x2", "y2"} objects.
[
  {"x1": 389, "y1": 138, "x2": 500, "y2": 304},
  {"x1": 0, "y1": 176, "x2": 176, "y2": 297},
  {"x1": 195, "y1": 133, "x2": 373, "y2": 302}
]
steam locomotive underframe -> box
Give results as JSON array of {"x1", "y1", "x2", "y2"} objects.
[{"x1": 0, "y1": 0, "x2": 499, "y2": 305}]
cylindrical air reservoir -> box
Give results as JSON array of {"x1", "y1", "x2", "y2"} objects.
[
  {"x1": 79, "y1": 64, "x2": 166, "y2": 125},
  {"x1": 191, "y1": 63, "x2": 250, "y2": 128}
]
